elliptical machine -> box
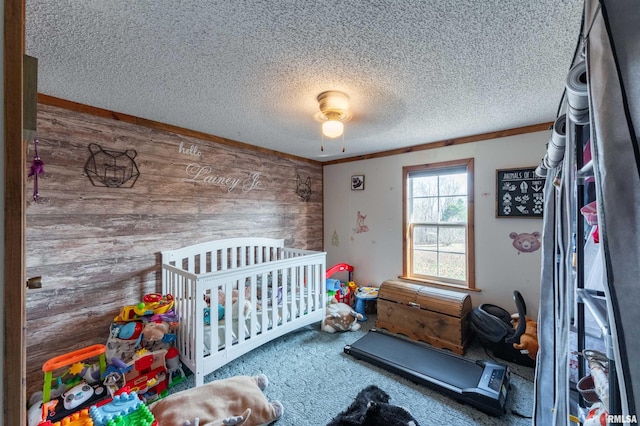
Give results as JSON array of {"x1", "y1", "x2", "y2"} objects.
[{"x1": 470, "y1": 290, "x2": 535, "y2": 367}]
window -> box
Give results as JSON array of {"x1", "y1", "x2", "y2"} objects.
[{"x1": 403, "y1": 158, "x2": 475, "y2": 289}]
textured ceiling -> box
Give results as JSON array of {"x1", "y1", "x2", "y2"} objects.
[{"x1": 26, "y1": 1, "x2": 584, "y2": 162}]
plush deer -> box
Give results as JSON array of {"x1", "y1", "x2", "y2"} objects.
[{"x1": 322, "y1": 302, "x2": 363, "y2": 332}]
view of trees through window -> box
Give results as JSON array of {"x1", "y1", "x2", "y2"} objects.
[{"x1": 408, "y1": 168, "x2": 469, "y2": 283}]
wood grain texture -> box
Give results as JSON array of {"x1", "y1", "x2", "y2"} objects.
[
  {"x1": 375, "y1": 299, "x2": 471, "y2": 354},
  {"x1": 38, "y1": 94, "x2": 320, "y2": 165},
  {"x1": 375, "y1": 280, "x2": 472, "y2": 354},
  {"x1": 25, "y1": 102, "x2": 323, "y2": 396},
  {"x1": 4, "y1": 0, "x2": 27, "y2": 422},
  {"x1": 377, "y1": 280, "x2": 472, "y2": 317}
]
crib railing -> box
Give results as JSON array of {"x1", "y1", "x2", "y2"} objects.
[
  {"x1": 162, "y1": 238, "x2": 326, "y2": 387},
  {"x1": 162, "y1": 237, "x2": 288, "y2": 274}
]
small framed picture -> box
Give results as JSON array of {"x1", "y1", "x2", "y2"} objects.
[{"x1": 351, "y1": 175, "x2": 365, "y2": 190}]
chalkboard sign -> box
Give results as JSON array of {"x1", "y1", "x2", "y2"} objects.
[{"x1": 496, "y1": 167, "x2": 544, "y2": 218}]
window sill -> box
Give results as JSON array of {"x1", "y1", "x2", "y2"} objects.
[{"x1": 397, "y1": 276, "x2": 481, "y2": 292}]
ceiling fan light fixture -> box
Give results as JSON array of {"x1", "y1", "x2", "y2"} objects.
[
  {"x1": 317, "y1": 91, "x2": 351, "y2": 140},
  {"x1": 322, "y1": 118, "x2": 344, "y2": 139}
]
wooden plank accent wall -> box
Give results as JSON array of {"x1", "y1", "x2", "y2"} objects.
[{"x1": 24, "y1": 102, "x2": 323, "y2": 395}]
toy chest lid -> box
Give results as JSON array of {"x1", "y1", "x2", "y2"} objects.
[{"x1": 378, "y1": 280, "x2": 471, "y2": 318}]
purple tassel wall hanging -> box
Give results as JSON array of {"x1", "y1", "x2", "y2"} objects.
[{"x1": 28, "y1": 139, "x2": 45, "y2": 201}]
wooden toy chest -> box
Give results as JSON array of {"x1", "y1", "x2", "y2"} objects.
[{"x1": 375, "y1": 280, "x2": 472, "y2": 354}]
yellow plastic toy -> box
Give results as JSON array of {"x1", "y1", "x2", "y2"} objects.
[
  {"x1": 47, "y1": 408, "x2": 92, "y2": 426},
  {"x1": 114, "y1": 293, "x2": 175, "y2": 322}
]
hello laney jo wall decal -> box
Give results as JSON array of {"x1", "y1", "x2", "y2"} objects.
[
  {"x1": 176, "y1": 140, "x2": 263, "y2": 193},
  {"x1": 84, "y1": 143, "x2": 140, "y2": 188},
  {"x1": 178, "y1": 141, "x2": 202, "y2": 158},
  {"x1": 184, "y1": 163, "x2": 263, "y2": 193}
]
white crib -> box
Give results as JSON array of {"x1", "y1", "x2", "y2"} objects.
[{"x1": 161, "y1": 237, "x2": 327, "y2": 387}]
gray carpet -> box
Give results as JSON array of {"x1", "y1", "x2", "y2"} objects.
[{"x1": 168, "y1": 316, "x2": 535, "y2": 425}]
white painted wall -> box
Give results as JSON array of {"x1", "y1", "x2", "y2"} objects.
[{"x1": 324, "y1": 131, "x2": 548, "y2": 318}]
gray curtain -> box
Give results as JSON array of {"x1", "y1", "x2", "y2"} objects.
[
  {"x1": 585, "y1": 0, "x2": 639, "y2": 417},
  {"x1": 533, "y1": 121, "x2": 578, "y2": 425},
  {"x1": 534, "y1": 0, "x2": 639, "y2": 423},
  {"x1": 533, "y1": 162, "x2": 566, "y2": 425}
]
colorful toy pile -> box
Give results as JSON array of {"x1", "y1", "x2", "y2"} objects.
[
  {"x1": 326, "y1": 263, "x2": 357, "y2": 306},
  {"x1": 28, "y1": 293, "x2": 186, "y2": 426},
  {"x1": 111, "y1": 293, "x2": 177, "y2": 348},
  {"x1": 39, "y1": 390, "x2": 156, "y2": 426},
  {"x1": 107, "y1": 293, "x2": 186, "y2": 400},
  {"x1": 325, "y1": 263, "x2": 379, "y2": 321}
]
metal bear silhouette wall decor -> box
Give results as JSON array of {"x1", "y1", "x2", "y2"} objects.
[{"x1": 84, "y1": 143, "x2": 140, "y2": 188}]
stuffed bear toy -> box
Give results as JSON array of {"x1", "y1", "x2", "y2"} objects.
[
  {"x1": 149, "y1": 374, "x2": 283, "y2": 426},
  {"x1": 322, "y1": 302, "x2": 363, "y2": 333},
  {"x1": 511, "y1": 314, "x2": 539, "y2": 360}
]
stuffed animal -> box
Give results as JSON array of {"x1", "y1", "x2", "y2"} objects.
[
  {"x1": 204, "y1": 289, "x2": 238, "y2": 308},
  {"x1": 149, "y1": 374, "x2": 283, "y2": 426},
  {"x1": 511, "y1": 314, "x2": 539, "y2": 360},
  {"x1": 218, "y1": 288, "x2": 252, "y2": 306},
  {"x1": 514, "y1": 333, "x2": 539, "y2": 361},
  {"x1": 205, "y1": 289, "x2": 254, "y2": 318},
  {"x1": 322, "y1": 302, "x2": 363, "y2": 333},
  {"x1": 206, "y1": 288, "x2": 255, "y2": 312},
  {"x1": 142, "y1": 320, "x2": 177, "y2": 342}
]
